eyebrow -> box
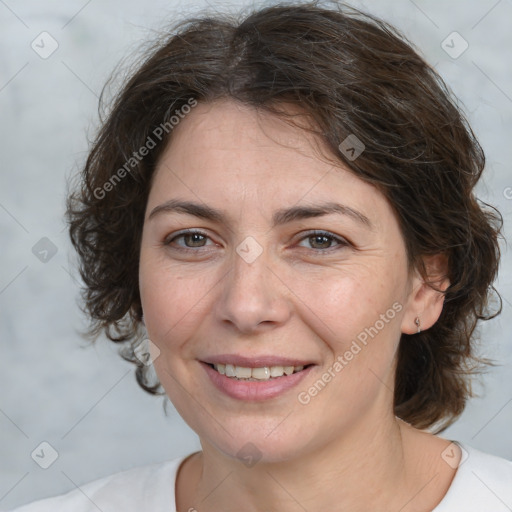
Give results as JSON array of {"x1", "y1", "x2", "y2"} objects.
[{"x1": 148, "y1": 199, "x2": 372, "y2": 229}]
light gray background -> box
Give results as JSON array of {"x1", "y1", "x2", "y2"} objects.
[{"x1": 1, "y1": 0, "x2": 511, "y2": 509}]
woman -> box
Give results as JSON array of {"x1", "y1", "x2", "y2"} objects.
[{"x1": 11, "y1": 2, "x2": 511, "y2": 511}]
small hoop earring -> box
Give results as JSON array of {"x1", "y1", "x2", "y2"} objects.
[{"x1": 415, "y1": 317, "x2": 421, "y2": 334}]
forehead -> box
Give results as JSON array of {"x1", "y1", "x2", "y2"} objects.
[
  {"x1": 149, "y1": 99, "x2": 386, "y2": 221},
  {"x1": 157, "y1": 99, "x2": 333, "y2": 175}
]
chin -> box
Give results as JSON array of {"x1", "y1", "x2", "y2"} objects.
[{"x1": 196, "y1": 417, "x2": 320, "y2": 466}]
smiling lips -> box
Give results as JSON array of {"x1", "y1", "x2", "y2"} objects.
[
  {"x1": 210, "y1": 363, "x2": 305, "y2": 380},
  {"x1": 201, "y1": 355, "x2": 315, "y2": 400}
]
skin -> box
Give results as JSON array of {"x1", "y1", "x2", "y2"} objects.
[{"x1": 138, "y1": 99, "x2": 458, "y2": 512}]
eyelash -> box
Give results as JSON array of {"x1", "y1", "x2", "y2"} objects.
[
  {"x1": 297, "y1": 231, "x2": 350, "y2": 252},
  {"x1": 163, "y1": 229, "x2": 350, "y2": 253}
]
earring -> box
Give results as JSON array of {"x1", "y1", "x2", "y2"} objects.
[{"x1": 415, "y1": 317, "x2": 421, "y2": 334}]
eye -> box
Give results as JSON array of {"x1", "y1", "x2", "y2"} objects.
[
  {"x1": 296, "y1": 230, "x2": 349, "y2": 251},
  {"x1": 163, "y1": 230, "x2": 215, "y2": 249}
]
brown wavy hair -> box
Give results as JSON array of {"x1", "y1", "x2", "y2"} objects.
[{"x1": 66, "y1": 1, "x2": 502, "y2": 432}]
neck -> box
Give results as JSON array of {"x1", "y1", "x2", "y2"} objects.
[{"x1": 183, "y1": 411, "x2": 418, "y2": 512}]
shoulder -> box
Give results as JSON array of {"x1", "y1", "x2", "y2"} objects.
[
  {"x1": 7, "y1": 455, "x2": 189, "y2": 512},
  {"x1": 434, "y1": 442, "x2": 512, "y2": 511}
]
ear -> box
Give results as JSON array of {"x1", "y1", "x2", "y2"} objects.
[{"x1": 401, "y1": 253, "x2": 450, "y2": 335}]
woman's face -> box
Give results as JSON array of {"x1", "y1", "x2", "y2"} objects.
[{"x1": 139, "y1": 99, "x2": 419, "y2": 462}]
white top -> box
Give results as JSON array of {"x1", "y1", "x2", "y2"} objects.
[{"x1": 8, "y1": 443, "x2": 512, "y2": 511}]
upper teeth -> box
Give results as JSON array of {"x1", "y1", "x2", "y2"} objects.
[{"x1": 213, "y1": 363, "x2": 304, "y2": 380}]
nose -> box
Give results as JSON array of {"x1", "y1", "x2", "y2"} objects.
[{"x1": 215, "y1": 246, "x2": 292, "y2": 334}]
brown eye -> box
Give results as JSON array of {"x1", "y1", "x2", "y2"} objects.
[
  {"x1": 297, "y1": 231, "x2": 349, "y2": 251},
  {"x1": 309, "y1": 234, "x2": 334, "y2": 249},
  {"x1": 164, "y1": 230, "x2": 213, "y2": 249},
  {"x1": 181, "y1": 233, "x2": 207, "y2": 247}
]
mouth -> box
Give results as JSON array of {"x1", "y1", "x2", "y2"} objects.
[
  {"x1": 204, "y1": 362, "x2": 313, "y2": 381},
  {"x1": 200, "y1": 358, "x2": 316, "y2": 401}
]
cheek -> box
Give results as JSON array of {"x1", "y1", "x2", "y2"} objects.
[
  {"x1": 293, "y1": 265, "x2": 400, "y2": 340},
  {"x1": 138, "y1": 260, "x2": 213, "y2": 408},
  {"x1": 296, "y1": 275, "x2": 404, "y2": 409},
  {"x1": 294, "y1": 268, "x2": 405, "y2": 397},
  {"x1": 138, "y1": 255, "x2": 213, "y2": 351}
]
